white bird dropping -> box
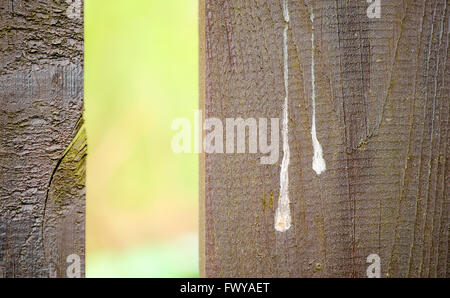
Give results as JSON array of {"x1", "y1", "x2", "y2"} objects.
[
  {"x1": 310, "y1": 11, "x2": 326, "y2": 175},
  {"x1": 275, "y1": 0, "x2": 291, "y2": 232}
]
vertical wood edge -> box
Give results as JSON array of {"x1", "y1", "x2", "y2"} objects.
[{"x1": 198, "y1": 0, "x2": 206, "y2": 278}]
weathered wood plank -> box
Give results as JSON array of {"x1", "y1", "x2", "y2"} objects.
[
  {"x1": 0, "y1": 0, "x2": 85, "y2": 277},
  {"x1": 200, "y1": 0, "x2": 449, "y2": 277}
]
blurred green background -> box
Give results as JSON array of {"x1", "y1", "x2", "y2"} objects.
[{"x1": 85, "y1": 0, "x2": 198, "y2": 277}]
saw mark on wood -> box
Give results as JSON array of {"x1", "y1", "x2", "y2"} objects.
[{"x1": 221, "y1": 0, "x2": 234, "y2": 68}]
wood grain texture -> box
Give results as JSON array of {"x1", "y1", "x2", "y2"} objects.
[
  {"x1": 0, "y1": 0, "x2": 85, "y2": 277},
  {"x1": 201, "y1": 0, "x2": 449, "y2": 277}
]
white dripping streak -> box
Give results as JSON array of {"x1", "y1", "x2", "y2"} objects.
[
  {"x1": 274, "y1": 0, "x2": 291, "y2": 232},
  {"x1": 310, "y1": 11, "x2": 326, "y2": 175}
]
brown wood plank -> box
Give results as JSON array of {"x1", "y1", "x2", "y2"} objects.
[
  {"x1": 0, "y1": 0, "x2": 85, "y2": 277},
  {"x1": 200, "y1": 0, "x2": 449, "y2": 277}
]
